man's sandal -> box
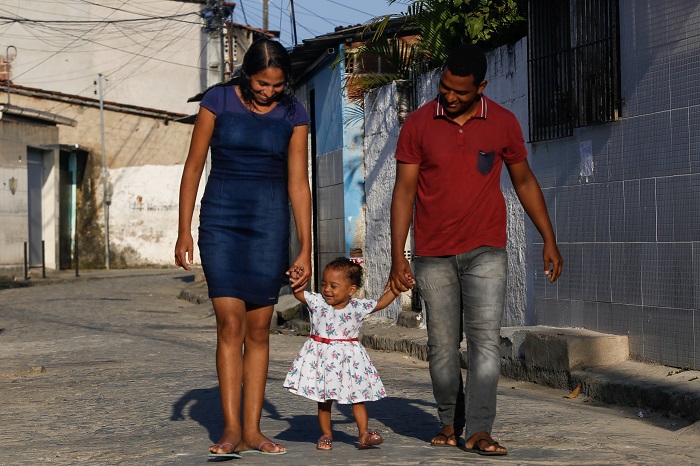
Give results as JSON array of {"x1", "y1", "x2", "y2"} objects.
[
  {"x1": 357, "y1": 430, "x2": 383, "y2": 449},
  {"x1": 463, "y1": 431, "x2": 508, "y2": 456},
  {"x1": 430, "y1": 432, "x2": 458, "y2": 447},
  {"x1": 316, "y1": 435, "x2": 333, "y2": 451}
]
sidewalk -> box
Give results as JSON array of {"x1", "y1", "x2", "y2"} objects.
[{"x1": 178, "y1": 276, "x2": 700, "y2": 424}]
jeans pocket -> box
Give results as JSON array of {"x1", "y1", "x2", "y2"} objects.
[{"x1": 477, "y1": 150, "x2": 496, "y2": 175}]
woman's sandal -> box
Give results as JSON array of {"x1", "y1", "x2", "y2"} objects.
[
  {"x1": 239, "y1": 440, "x2": 287, "y2": 455},
  {"x1": 208, "y1": 442, "x2": 242, "y2": 458},
  {"x1": 357, "y1": 430, "x2": 383, "y2": 449},
  {"x1": 316, "y1": 435, "x2": 333, "y2": 451}
]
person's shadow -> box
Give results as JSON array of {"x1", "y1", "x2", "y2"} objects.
[
  {"x1": 172, "y1": 387, "x2": 438, "y2": 446},
  {"x1": 171, "y1": 386, "x2": 223, "y2": 442},
  {"x1": 171, "y1": 386, "x2": 294, "y2": 442},
  {"x1": 275, "y1": 395, "x2": 438, "y2": 446}
]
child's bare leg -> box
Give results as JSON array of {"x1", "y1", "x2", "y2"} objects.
[
  {"x1": 352, "y1": 402, "x2": 368, "y2": 434},
  {"x1": 353, "y1": 402, "x2": 383, "y2": 448},
  {"x1": 317, "y1": 401, "x2": 333, "y2": 450}
]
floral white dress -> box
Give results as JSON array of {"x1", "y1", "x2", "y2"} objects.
[{"x1": 283, "y1": 291, "x2": 387, "y2": 404}]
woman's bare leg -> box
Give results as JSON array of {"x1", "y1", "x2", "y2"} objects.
[
  {"x1": 239, "y1": 304, "x2": 285, "y2": 453},
  {"x1": 209, "y1": 297, "x2": 246, "y2": 455}
]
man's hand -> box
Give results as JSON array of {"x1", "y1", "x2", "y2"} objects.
[
  {"x1": 543, "y1": 242, "x2": 563, "y2": 283},
  {"x1": 389, "y1": 256, "x2": 415, "y2": 296}
]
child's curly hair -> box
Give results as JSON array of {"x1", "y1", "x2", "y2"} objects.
[{"x1": 325, "y1": 257, "x2": 363, "y2": 288}]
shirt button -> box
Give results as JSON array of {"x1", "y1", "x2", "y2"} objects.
[{"x1": 459, "y1": 129, "x2": 463, "y2": 133}]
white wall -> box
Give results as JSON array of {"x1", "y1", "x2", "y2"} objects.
[
  {"x1": 3, "y1": 0, "x2": 204, "y2": 114},
  {"x1": 364, "y1": 82, "x2": 403, "y2": 320},
  {"x1": 109, "y1": 165, "x2": 205, "y2": 265}
]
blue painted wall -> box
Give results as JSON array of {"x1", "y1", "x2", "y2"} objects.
[
  {"x1": 339, "y1": 45, "x2": 366, "y2": 257},
  {"x1": 297, "y1": 44, "x2": 366, "y2": 266}
]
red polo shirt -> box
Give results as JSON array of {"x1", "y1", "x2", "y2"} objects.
[{"x1": 395, "y1": 95, "x2": 528, "y2": 256}]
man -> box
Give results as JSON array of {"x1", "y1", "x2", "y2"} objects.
[{"x1": 389, "y1": 44, "x2": 563, "y2": 456}]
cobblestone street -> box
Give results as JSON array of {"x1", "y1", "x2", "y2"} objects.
[{"x1": 1, "y1": 270, "x2": 698, "y2": 465}]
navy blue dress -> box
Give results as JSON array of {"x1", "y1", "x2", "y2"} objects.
[{"x1": 198, "y1": 86, "x2": 309, "y2": 305}]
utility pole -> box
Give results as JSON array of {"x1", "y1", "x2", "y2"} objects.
[
  {"x1": 208, "y1": 0, "x2": 227, "y2": 82},
  {"x1": 263, "y1": 0, "x2": 268, "y2": 31},
  {"x1": 219, "y1": 3, "x2": 225, "y2": 82},
  {"x1": 97, "y1": 73, "x2": 110, "y2": 269},
  {"x1": 4, "y1": 46, "x2": 17, "y2": 105},
  {"x1": 289, "y1": 0, "x2": 298, "y2": 45}
]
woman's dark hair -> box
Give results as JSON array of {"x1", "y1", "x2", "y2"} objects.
[
  {"x1": 444, "y1": 44, "x2": 487, "y2": 86},
  {"x1": 325, "y1": 257, "x2": 363, "y2": 288},
  {"x1": 237, "y1": 37, "x2": 296, "y2": 109}
]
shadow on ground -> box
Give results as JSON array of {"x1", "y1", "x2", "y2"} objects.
[{"x1": 171, "y1": 387, "x2": 438, "y2": 446}]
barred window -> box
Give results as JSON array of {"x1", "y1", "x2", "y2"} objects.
[{"x1": 528, "y1": 0, "x2": 620, "y2": 141}]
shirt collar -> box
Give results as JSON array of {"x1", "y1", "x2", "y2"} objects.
[{"x1": 434, "y1": 93, "x2": 488, "y2": 120}]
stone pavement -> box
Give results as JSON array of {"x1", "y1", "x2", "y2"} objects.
[{"x1": 1, "y1": 268, "x2": 699, "y2": 465}]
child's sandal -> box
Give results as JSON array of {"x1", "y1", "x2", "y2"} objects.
[
  {"x1": 316, "y1": 435, "x2": 333, "y2": 450},
  {"x1": 357, "y1": 430, "x2": 383, "y2": 449}
]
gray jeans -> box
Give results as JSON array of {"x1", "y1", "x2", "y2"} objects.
[{"x1": 414, "y1": 246, "x2": 507, "y2": 438}]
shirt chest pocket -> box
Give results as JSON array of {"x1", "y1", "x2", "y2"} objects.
[{"x1": 477, "y1": 150, "x2": 496, "y2": 175}]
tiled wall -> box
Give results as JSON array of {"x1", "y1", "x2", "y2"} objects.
[
  {"x1": 531, "y1": 1, "x2": 700, "y2": 369},
  {"x1": 315, "y1": 149, "x2": 345, "y2": 271}
]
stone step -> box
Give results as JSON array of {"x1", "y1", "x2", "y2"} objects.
[{"x1": 501, "y1": 326, "x2": 630, "y2": 372}]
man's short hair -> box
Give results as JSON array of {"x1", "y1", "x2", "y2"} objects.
[{"x1": 445, "y1": 44, "x2": 487, "y2": 85}]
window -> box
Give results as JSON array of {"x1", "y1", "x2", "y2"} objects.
[{"x1": 528, "y1": 0, "x2": 620, "y2": 141}]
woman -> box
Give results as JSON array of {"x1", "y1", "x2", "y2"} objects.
[{"x1": 175, "y1": 38, "x2": 311, "y2": 457}]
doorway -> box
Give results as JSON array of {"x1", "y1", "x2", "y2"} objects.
[{"x1": 26, "y1": 148, "x2": 44, "y2": 267}]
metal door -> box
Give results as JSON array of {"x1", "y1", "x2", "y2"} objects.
[{"x1": 27, "y1": 149, "x2": 44, "y2": 266}]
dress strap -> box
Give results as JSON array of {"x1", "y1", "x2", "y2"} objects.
[{"x1": 310, "y1": 334, "x2": 359, "y2": 344}]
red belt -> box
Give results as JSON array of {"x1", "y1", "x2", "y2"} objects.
[{"x1": 310, "y1": 334, "x2": 359, "y2": 344}]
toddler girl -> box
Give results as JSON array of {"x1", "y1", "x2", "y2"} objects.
[{"x1": 283, "y1": 257, "x2": 399, "y2": 450}]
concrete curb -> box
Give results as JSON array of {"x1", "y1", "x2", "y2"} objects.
[{"x1": 177, "y1": 283, "x2": 700, "y2": 423}]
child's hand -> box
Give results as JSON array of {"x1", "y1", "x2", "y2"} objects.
[
  {"x1": 404, "y1": 273, "x2": 416, "y2": 286},
  {"x1": 287, "y1": 265, "x2": 304, "y2": 281}
]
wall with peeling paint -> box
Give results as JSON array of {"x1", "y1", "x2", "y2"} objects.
[{"x1": 3, "y1": 91, "x2": 196, "y2": 269}]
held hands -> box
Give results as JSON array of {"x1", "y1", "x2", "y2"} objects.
[
  {"x1": 543, "y1": 241, "x2": 564, "y2": 283},
  {"x1": 174, "y1": 233, "x2": 194, "y2": 271},
  {"x1": 286, "y1": 253, "x2": 311, "y2": 292},
  {"x1": 384, "y1": 273, "x2": 414, "y2": 297},
  {"x1": 388, "y1": 256, "x2": 416, "y2": 296}
]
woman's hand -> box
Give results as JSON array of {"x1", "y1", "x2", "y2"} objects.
[
  {"x1": 174, "y1": 233, "x2": 194, "y2": 270},
  {"x1": 287, "y1": 253, "x2": 311, "y2": 292}
]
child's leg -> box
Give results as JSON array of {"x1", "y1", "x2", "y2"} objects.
[
  {"x1": 317, "y1": 401, "x2": 333, "y2": 450},
  {"x1": 353, "y1": 402, "x2": 383, "y2": 449},
  {"x1": 351, "y1": 402, "x2": 368, "y2": 435}
]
